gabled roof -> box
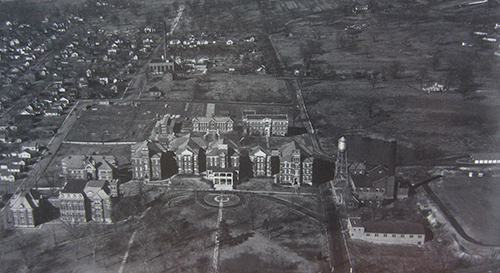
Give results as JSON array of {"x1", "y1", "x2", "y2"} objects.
[
  {"x1": 249, "y1": 145, "x2": 270, "y2": 157},
  {"x1": 62, "y1": 155, "x2": 117, "y2": 170},
  {"x1": 84, "y1": 180, "x2": 110, "y2": 199},
  {"x1": 61, "y1": 180, "x2": 88, "y2": 194},
  {"x1": 245, "y1": 114, "x2": 288, "y2": 121},
  {"x1": 193, "y1": 116, "x2": 233, "y2": 123},
  {"x1": 363, "y1": 220, "x2": 425, "y2": 235},
  {"x1": 10, "y1": 189, "x2": 40, "y2": 210},
  {"x1": 278, "y1": 141, "x2": 309, "y2": 162},
  {"x1": 470, "y1": 153, "x2": 500, "y2": 160},
  {"x1": 206, "y1": 139, "x2": 240, "y2": 157},
  {"x1": 367, "y1": 165, "x2": 390, "y2": 182}
]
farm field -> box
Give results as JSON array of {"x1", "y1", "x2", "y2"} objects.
[{"x1": 429, "y1": 176, "x2": 500, "y2": 245}]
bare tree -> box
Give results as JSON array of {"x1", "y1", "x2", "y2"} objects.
[
  {"x1": 416, "y1": 67, "x2": 428, "y2": 89},
  {"x1": 16, "y1": 232, "x2": 42, "y2": 271},
  {"x1": 40, "y1": 169, "x2": 62, "y2": 196},
  {"x1": 245, "y1": 196, "x2": 266, "y2": 230},
  {"x1": 59, "y1": 220, "x2": 88, "y2": 258}
]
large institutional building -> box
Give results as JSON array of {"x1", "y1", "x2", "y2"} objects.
[
  {"x1": 243, "y1": 114, "x2": 288, "y2": 137},
  {"x1": 192, "y1": 116, "x2": 234, "y2": 133},
  {"x1": 59, "y1": 180, "x2": 113, "y2": 223},
  {"x1": 131, "y1": 140, "x2": 171, "y2": 181},
  {"x1": 275, "y1": 141, "x2": 313, "y2": 186},
  {"x1": 61, "y1": 155, "x2": 117, "y2": 181}
]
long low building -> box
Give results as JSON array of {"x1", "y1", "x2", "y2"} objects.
[
  {"x1": 470, "y1": 153, "x2": 500, "y2": 164},
  {"x1": 348, "y1": 217, "x2": 425, "y2": 246}
]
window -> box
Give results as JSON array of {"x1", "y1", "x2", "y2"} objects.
[
  {"x1": 392, "y1": 234, "x2": 396, "y2": 237},
  {"x1": 417, "y1": 235, "x2": 422, "y2": 238},
  {"x1": 409, "y1": 235, "x2": 414, "y2": 238},
  {"x1": 374, "y1": 234, "x2": 379, "y2": 237},
  {"x1": 366, "y1": 233, "x2": 370, "y2": 236},
  {"x1": 400, "y1": 235, "x2": 404, "y2": 238},
  {"x1": 383, "y1": 234, "x2": 387, "y2": 237}
]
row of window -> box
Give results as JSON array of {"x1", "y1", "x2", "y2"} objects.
[
  {"x1": 475, "y1": 159, "x2": 499, "y2": 164},
  {"x1": 366, "y1": 233, "x2": 423, "y2": 238},
  {"x1": 359, "y1": 187, "x2": 385, "y2": 192}
]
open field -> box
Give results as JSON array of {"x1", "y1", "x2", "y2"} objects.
[
  {"x1": 429, "y1": 176, "x2": 500, "y2": 245},
  {"x1": 303, "y1": 79, "x2": 500, "y2": 159},
  {"x1": 268, "y1": 0, "x2": 500, "y2": 160},
  {"x1": 146, "y1": 73, "x2": 293, "y2": 104},
  {"x1": 218, "y1": 194, "x2": 328, "y2": 273},
  {"x1": 65, "y1": 101, "x2": 302, "y2": 142},
  {"x1": 348, "y1": 238, "x2": 459, "y2": 273}
]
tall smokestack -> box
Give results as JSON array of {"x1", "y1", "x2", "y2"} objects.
[{"x1": 163, "y1": 21, "x2": 168, "y2": 61}]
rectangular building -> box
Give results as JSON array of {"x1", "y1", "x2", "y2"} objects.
[
  {"x1": 243, "y1": 114, "x2": 288, "y2": 137},
  {"x1": 348, "y1": 217, "x2": 425, "y2": 246}
]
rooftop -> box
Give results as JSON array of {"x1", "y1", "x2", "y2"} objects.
[{"x1": 61, "y1": 180, "x2": 88, "y2": 194}]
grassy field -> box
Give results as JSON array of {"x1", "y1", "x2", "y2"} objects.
[
  {"x1": 65, "y1": 101, "x2": 301, "y2": 142},
  {"x1": 147, "y1": 73, "x2": 293, "y2": 104},
  {"x1": 429, "y1": 176, "x2": 500, "y2": 245}
]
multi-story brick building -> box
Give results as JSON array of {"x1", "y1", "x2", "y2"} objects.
[
  {"x1": 276, "y1": 141, "x2": 313, "y2": 186},
  {"x1": 205, "y1": 139, "x2": 240, "y2": 190},
  {"x1": 350, "y1": 165, "x2": 396, "y2": 206},
  {"x1": 59, "y1": 180, "x2": 91, "y2": 223},
  {"x1": 172, "y1": 135, "x2": 207, "y2": 175},
  {"x1": 248, "y1": 146, "x2": 272, "y2": 177},
  {"x1": 10, "y1": 189, "x2": 43, "y2": 227},
  {"x1": 131, "y1": 140, "x2": 170, "y2": 181},
  {"x1": 84, "y1": 180, "x2": 113, "y2": 223},
  {"x1": 192, "y1": 116, "x2": 234, "y2": 133},
  {"x1": 243, "y1": 114, "x2": 288, "y2": 137},
  {"x1": 61, "y1": 155, "x2": 117, "y2": 181}
]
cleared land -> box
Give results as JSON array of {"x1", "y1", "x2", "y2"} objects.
[
  {"x1": 65, "y1": 101, "x2": 303, "y2": 142},
  {"x1": 429, "y1": 176, "x2": 500, "y2": 245}
]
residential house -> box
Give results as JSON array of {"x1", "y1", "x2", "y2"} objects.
[
  {"x1": 59, "y1": 180, "x2": 91, "y2": 223},
  {"x1": 192, "y1": 116, "x2": 234, "y2": 133},
  {"x1": 243, "y1": 114, "x2": 288, "y2": 137},
  {"x1": 10, "y1": 189, "x2": 44, "y2": 227},
  {"x1": 276, "y1": 141, "x2": 314, "y2": 186},
  {"x1": 0, "y1": 171, "x2": 16, "y2": 182},
  {"x1": 61, "y1": 155, "x2": 117, "y2": 181},
  {"x1": 84, "y1": 180, "x2": 113, "y2": 223},
  {"x1": 44, "y1": 108, "x2": 61, "y2": 116},
  {"x1": 348, "y1": 217, "x2": 425, "y2": 246},
  {"x1": 22, "y1": 142, "x2": 39, "y2": 152},
  {"x1": 18, "y1": 150, "x2": 33, "y2": 159}
]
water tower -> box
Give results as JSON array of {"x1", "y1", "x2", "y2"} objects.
[{"x1": 334, "y1": 136, "x2": 348, "y2": 182}]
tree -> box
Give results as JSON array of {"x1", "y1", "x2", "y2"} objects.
[
  {"x1": 416, "y1": 67, "x2": 428, "y2": 89},
  {"x1": 444, "y1": 54, "x2": 476, "y2": 99},
  {"x1": 16, "y1": 232, "x2": 42, "y2": 271},
  {"x1": 387, "y1": 60, "x2": 403, "y2": 79},
  {"x1": 245, "y1": 196, "x2": 266, "y2": 230},
  {"x1": 59, "y1": 220, "x2": 88, "y2": 258},
  {"x1": 110, "y1": 14, "x2": 120, "y2": 26},
  {"x1": 39, "y1": 169, "x2": 62, "y2": 196}
]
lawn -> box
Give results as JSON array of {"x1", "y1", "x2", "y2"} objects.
[{"x1": 429, "y1": 176, "x2": 500, "y2": 245}]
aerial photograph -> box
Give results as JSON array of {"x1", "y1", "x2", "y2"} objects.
[{"x1": 0, "y1": 0, "x2": 499, "y2": 272}]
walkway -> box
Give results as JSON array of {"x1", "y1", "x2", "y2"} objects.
[{"x1": 118, "y1": 207, "x2": 152, "y2": 273}]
